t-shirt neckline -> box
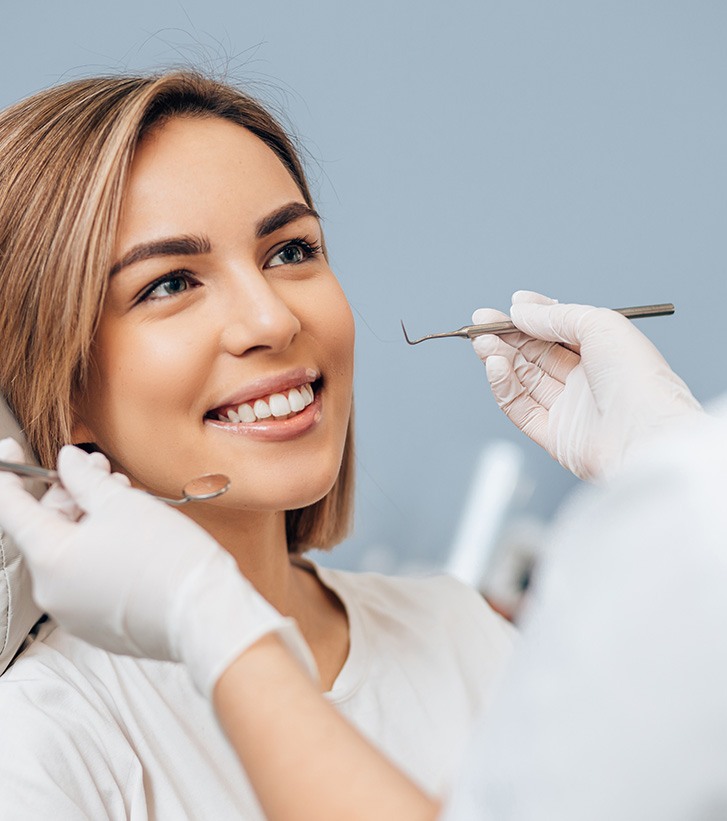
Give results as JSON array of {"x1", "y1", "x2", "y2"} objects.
[{"x1": 290, "y1": 558, "x2": 369, "y2": 703}]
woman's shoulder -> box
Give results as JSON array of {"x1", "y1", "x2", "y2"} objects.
[
  {"x1": 0, "y1": 623, "x2": 142, "y2": 816},
  {"x1": 314, "y1": 563, "x2": 516, "y2": 650},
  {"x1": 1, "y1": 620, "x2": 130, "y2": 735},
  {"x1": 314, "y1": 563, "x2": 516, "y2": 721}
]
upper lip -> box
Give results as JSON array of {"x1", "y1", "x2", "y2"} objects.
[{"x1": 207, "y1": 366, "x2": 320, "y2": 413}]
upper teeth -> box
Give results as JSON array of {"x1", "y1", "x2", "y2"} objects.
[{"x1": 217, "y1": 383, "x2": 314, "y2": 424}]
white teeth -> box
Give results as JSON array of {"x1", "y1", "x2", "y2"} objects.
[
  {"x1": 269, "y1": 393, "x2": 291, "y2": 417},
  {"x1": 288, "y1": 388, "x2": 305, "y2": 412},
  {"x1": 253, "y1": 399, "x2": 272, "y2": 419},
  {"x1": 213, "y1": 381, "x2": 316, "y2": 425},
  {"x1": 238, "y1": 403, "x2": 256, "y2": 423}
]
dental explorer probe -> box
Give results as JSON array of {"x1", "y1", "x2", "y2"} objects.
[
  {"x1": 401, "y1": 303, "x2": 675, "y2": 345},
  {"x1": 0, "y1": 460, "x2": 231, "y2": 506}
]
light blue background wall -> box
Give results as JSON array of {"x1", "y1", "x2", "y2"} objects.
[{"x1": 2, "y1": 1, "x2": 726, "y2": 570}]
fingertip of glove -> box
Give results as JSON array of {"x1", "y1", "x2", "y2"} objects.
[
  {"x1": 511, "y1": 290, "x2": 558, "y2": 305},
  {"x1": 57, "y1": 444, "x2": 88, "y2": 470},
  {"x1": 472, "y1": 307, "x2": 507, "y2": 325},
  {"x1": 472, "y1": 334, "x2": 499, "y2": 359},
  {"x1": 510, "y1": 302, "x2": 535, "y2": 324},
  {"x1": 57, "y1": 445, "x2": 111, "y2": 488},
  {"x1": 0, "y1": 436, "x2": 24, "y2": 460},
  {"x1": 485, "y1": 354, "x2": 511, "y2": 380}
]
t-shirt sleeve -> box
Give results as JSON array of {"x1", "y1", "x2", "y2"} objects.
[{"x1": 435, "y1": 573, "x2": 517, "y2": 692}]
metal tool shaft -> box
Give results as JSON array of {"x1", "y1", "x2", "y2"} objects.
[
  {"x1": 0, "y1": 460, "x2": 230, "y2": 505},
  {"x1": 402, "y1": 303, "x2": 675, "y2": 345},
  {"x1": 0, "y1": 460, "x2": 58, "y2": 482}
]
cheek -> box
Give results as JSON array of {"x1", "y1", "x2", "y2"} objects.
[
  {"x1": 83, "y1": 321, "x2": 207, "y2": 451},
  {"x1": 311, "y1": 278, "x2": 355, "y2": 373}
]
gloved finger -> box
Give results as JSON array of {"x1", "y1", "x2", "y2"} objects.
[
  {"x1": 111, "y1": 472, "x2": 131, "y2": 487},
  {"x1": 472, "y1": 307, "x2": 510, "y2": 325},
  {"x1": 40, "y1": 483, "x2": 83, "y2": 522},
  {"x1": 38, "y1": 454, "x2": 126, "y2": 521},
  {"x1": 471, "y1": 307, "x2": 535, "y2": 363},
  {"x1": 474, "y1": 327, "x2": 578, "y2": 386},
  {"x1": 509, "y1": 350, "x2": 565, "y2": 410},
  {"x1": 485, "y1": 356, "x2": 549, "y2": 449},
  {"x1": 87, "y1": 451, "x2": 112, "y2": 472},
  {"x1": 472, "y1": 332, "x2": 521, "y2": 361},
  {"x1": 472, "y1": 308, "x2": 524, "y2": 342},
  {"x1": 0, "y1": 453, "x2": 72, "y2": 552},
  {"x1": 511, "y1": 290, "x2": 558, "y2": 306},
  {"x1": 511, "y1": 335, "x2": 580, "y2": 384},
  {"x1": 510, "y1": 301, "x2": 603, "y2": 347},
  {"x1": 56, "y1": 445, "x2": 129, "y2": 513},
  {"x1": 0, "y1": 436, "x2": 27, "y2": 464}
]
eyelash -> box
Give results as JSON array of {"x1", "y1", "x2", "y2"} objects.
[
  {"x1": 135, "y1": 237, "x2": 324, "y2": 304},
  {"x1": 269, "y1": 237, "x2": 323, "y2": 267},
  {"x1": 136, "y1": 270, "x2": 200, "y2": 304}
]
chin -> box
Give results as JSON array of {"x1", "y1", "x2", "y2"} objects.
[{"x1": 216, "y1": 461, "x2": 341, "y2": 513}]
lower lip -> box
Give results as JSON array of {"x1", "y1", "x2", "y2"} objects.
[{"x1": 204, "y1": 391, "x2": 322, "y2": 442}]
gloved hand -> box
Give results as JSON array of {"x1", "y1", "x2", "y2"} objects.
[
  {"x1": 471, "y1": 291, "x2": 703, "y2": 481},
  {"x1": 0, "y1": 438, "x2": 316, "y2": 697}
]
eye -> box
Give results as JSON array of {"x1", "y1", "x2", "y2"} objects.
[
  {"x1": 137, "y1": 271, "x2": 198, "y2": 303},
  {"x1": 267, "y1": 238, "x2": 322, "y2": 269}
]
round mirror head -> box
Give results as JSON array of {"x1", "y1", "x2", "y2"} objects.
[{"x1": 182, "y1": 473, "x2": 230, "y2": 501}]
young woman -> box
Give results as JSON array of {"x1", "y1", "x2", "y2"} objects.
[
  {"x1": 0, "y1": 291, "x2": 706, "y2": 821},
  {"x1": 0, "y1": 71, "x2": 514, "y2": 818}
]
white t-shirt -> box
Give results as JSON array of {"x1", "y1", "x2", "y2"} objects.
[{"x1": 0, "y1": 564, "x2": 514, "y2": 820}]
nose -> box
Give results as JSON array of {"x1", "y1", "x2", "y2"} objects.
[{"x1": 219, "y1": 269, "x2": 302, "y2": 357}]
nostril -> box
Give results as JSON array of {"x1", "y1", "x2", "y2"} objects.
[{"x1": 240, "y1": 344, "x2": 272, "y2": 356}]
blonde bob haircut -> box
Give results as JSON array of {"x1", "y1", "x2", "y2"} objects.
[{"x1": 0, "y1": 71, "x2": 353, "y2": 553}]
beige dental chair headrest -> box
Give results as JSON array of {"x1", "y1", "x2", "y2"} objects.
[{"x1": 0, "y1": 394, "x2": 43, "y2": 674}]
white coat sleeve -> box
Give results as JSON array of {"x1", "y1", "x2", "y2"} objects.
[{"x1": 443, "y1": 413, "x2": 727, "y2": 821}]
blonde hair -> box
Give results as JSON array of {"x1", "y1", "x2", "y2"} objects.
[{"x1": 0, "y1": 71, "x2": 353, "y2": 552}]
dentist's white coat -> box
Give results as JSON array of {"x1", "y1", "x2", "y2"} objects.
[{"x1": 445, "y1": 410, "x2": 727, "y2": 821}]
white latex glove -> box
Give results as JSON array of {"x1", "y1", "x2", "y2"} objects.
[
  {"x1": 471, "y1": 291, "x2": 702, "y2": 480},
  {"x1": 0, "y1": 438, "x2": 315, "y2": 697}
]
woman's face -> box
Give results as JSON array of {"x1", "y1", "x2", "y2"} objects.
[{"x1": 74, "y1": 116, "x2": 354, "y2": 511}]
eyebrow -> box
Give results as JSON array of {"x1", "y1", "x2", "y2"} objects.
[
  {"x1": 255, "y1": 202, "x2": 320, "y2": 238},
  {"x1": 109, "y1": 201, "x2": 320, "y2": 276},
  {"x1": 109, "y1": 235, "x2": 211, "y2": 277}
]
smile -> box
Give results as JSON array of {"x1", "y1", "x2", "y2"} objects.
[{"x1": 208, "y1": 381, "x2": 316, "y2": 424}]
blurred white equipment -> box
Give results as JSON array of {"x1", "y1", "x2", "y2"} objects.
[{"x1": 445, "y1": 440, "x2": 525, "y2": 591}]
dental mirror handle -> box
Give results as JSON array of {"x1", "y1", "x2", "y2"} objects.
[
  {"x1": 0, "y1": 460, "x2": 58, "y2": 482},
  {"x1": 0, "y1": 461, "x2": 230, "y2": 505}
]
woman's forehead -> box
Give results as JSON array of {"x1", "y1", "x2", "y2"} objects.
[{"x1": 117, "y1": 116, "x2": 304, "y2": 250}]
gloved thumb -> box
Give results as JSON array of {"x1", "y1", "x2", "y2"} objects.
[
  {"x1": 510, "y1": 301, "x2": 613, "y2": 348},
  {"x1": 56, "y1": 445, "x2": 129, "y2": 513},
  {"x1": 511, "y1": 290, "x2": 558, "y2": 306}
]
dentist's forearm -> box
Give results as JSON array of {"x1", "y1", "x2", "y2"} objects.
[{"x1": 213, "y1": 633, "x2": 441, "y2": 821}]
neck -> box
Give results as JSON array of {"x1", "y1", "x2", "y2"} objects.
[
  {"x1": 181, "y1": 502, "x2": 297, "y2": 615},
  {"x1": 178, "y1": 501, "x2": 350, "y2": 690}
]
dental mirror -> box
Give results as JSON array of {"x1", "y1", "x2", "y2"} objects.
[
  {"x1": 0, "y1": 460, "x2": 231, "y2": 506},
  {"x1": 155, "y1": 474, "x2": 231, "y2": 506}
]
